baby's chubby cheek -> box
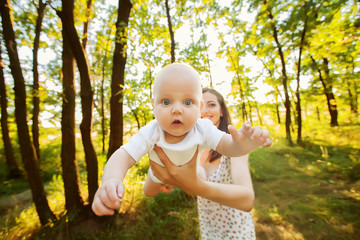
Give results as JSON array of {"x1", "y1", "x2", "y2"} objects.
[{"x1": 197, "y1": 165, "x2": 207, "y2": 180}]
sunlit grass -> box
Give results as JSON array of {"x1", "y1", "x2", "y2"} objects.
[
  {"x1": 249, "y1": 119, "x2": 360, "y2": 239},
  {"x1": 0, "y1": 128, "x2": 108, "y2": 239}
]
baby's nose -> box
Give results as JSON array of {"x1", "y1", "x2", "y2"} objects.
[{"x1": 171, "y1": 103, "x2": 182, "y2": 114}]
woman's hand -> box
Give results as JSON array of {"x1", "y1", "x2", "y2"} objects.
[
  {"x1": 150, "y1": 144, "x2": 200, "y2": 194},
  {"x1": 150, "y1": 145, "x2": 255, "y2": 210}
]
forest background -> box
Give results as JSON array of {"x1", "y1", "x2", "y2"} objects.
[{"x1": 0, "y1": 0, "x2": 359, "y2": 239}]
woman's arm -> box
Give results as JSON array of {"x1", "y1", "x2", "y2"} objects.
[
  {"x1": 150, "y1": 145, "x2": 254, "y2": 212},
  {"x1": 230, "y1": 155, "x2": 255, "y2": 210}
]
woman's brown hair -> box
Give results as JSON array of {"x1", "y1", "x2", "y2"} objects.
[{"x1": 202, "y1": 88, "x2": 232, "y2": 162}]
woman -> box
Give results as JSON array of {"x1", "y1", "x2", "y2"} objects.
[{"x1": 151, "y1": 88, "x2": 259, "y2": 239}]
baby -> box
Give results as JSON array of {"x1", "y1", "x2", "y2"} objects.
[{"x1": 92, "y1": 63, "x2": 271, "y2": 216}]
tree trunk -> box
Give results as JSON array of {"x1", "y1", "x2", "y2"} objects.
[
  {"x1": 229, "y1": 53, "x2": 247, "y2": 122},
  {"x1": 131, "y1": 109, "x2": 141, "y2": 130},
  {"x1": 101, "y1": 63, "x2": 106, "y2": 153},
  {"x1": 275, "y1": 94, "x2": 281, "y2": 124},
  {"x1": 316, "y1": 106, "x2": 320, "y2": 121},
  {"x1": 108, "y1": 0, "x2": 132, "y2": 159},
  {"x1": 165, "y1": 0, "x2": 175, "y2": 63},
  {"x1": 347, "y1": 62, "x2": 358, "y2": 121},
  {"x1": 255, "y1": 103, "x2": 262, "y2": 126},
  {"x1": 248, "y1": 101, "x2": 253, "y2": 123},
  {"x1": 354, "y1": 81, "x2": 358, "y2": 115},
  {"x1": 58, "y1": 0, "x2": 98, "y2": 206},
  {"x1": 0, "y1": 0, "x2": 55, "y2": 225},
  {"x1": 322, "y1": 58, "x2": 338, "y2": 127},
  {"x1": 0, "y1": 43, "x2": 21, "y2": 178},
  {"x1": 193, "y1": 6, "x2": 213, "y2": 86},
  {"x1": 266, "y1": 2, "x2": 292, "y2": 145},
  {"x1": 324, "y1": 90, "x2": 338, "y2": 127},
  {"x1": 149, "y1": 66, "x2": 153, "y2": 101},
  {"x1": 81, "y1": 0, "x2": 92, "y2": 48},
  {"x1": 295, "y1": 2, "x2": 308, "y2": 145},
  {"x1": 256, "y1": 57, "x2": 282, "y2": 125},
  {"x1": 311, "y1": 57, "x2": 339, "y2": 127},
  {"x1": 60, "y1": 0, "x2": 84, "y2": 213},
  {"x1": 100, "y1": 32, "x2": 111, "y2": 154},
  {"x1": 347, "y1": 81, "x2": 356, "y2": 116},
  {"x1": 32, "y1": 0, "x2": 46, "y2": 159}
]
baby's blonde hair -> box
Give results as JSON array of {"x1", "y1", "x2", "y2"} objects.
[{"x1": 153, "y1": 62, "x2": 202, "y2": 97}]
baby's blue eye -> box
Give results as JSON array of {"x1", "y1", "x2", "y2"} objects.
[
  {"x1": 184, "y1": 100, "x2": 192, "y2": 106},
  {"x1": 162, "y1": 99, "x2": 170, "y2": 105}
]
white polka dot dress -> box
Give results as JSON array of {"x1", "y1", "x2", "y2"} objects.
[{"x1": 197, "y1": 156, "x2": 256, "y2": 240}]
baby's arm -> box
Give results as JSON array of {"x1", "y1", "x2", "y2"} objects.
[
  {"x1": 216, "y1": 121, "x2": 271, "y2": 157},
  {"x1": 92, "y1": 147, "x2": 136, "y2": 216}
]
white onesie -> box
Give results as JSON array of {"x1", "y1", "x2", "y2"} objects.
[{"x1": 122, "y1": 118, "x2": 225, "y2": 183}]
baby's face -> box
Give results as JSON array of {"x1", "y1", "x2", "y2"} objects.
[{"x1": 152, "y1": 66, "x2": 202, "y2": 143}]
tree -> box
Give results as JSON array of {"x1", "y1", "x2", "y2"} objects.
[
  {"x1": 108, "y1": 0, "x2": 132, "y2": 159},
  {"x1": 310, "y1": 56, "x2": 339, "y2": 127},
  {"x1": 57, "y1": 0, "x2": 98, "y2": 206},
  {"x1": 292, "y1": 1, "x2": 310, "y2": 144},
  {"x1": 59, "y1": 0, "x2": 84, "y2": 213},
  {"x1": 246, "y1": 0, "x2": 316, "y2": 145},
  {"x1": 0, "y1": 0, "x2": 55, "y2": 225},
  {"x1": 0, "y1": 42, "x2": 21, "y2": 178},
  {"x1": 262, "y1": 0, "x2": 293, "y2": 145},
  {"x1": 92, "y1": 10, "x2": 117, "y2": 153},
  {"x1": 306, "y1": 0, "x2": 357, "y2": 127},
  {"x1": 81, "y1": 0, "x2": 93, "y2": 48},
  {"x1": 179, "y1": 0, "x2": 216, "y2": 86},
  {"x1": 32, "y1": 0, "x2": 47, "y2": 159},
  {"x1": 165, "y1": 0, "x2": 175, "y2": 62},
  {"x1": 228, "y1": 51, "x2": 249, "y2": 122}
]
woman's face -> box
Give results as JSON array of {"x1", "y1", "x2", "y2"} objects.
[{"x1": 201, "y1": 91, "x2": 222, "y2": 127}]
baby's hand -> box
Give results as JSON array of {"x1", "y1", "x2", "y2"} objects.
[
  {"x1": 239, "y1": 121, "x2": 254, "y2": 137},
  {"x1": 92, "y1": 178, "x2": 125, "y2": 216},
  {"x1": 248, "y1": 125, "x2": 272, "y2": 147},
  {"x1": 229, "y1": 121, "x2": 272, "y2": 149}
]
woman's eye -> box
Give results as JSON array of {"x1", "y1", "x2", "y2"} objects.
[
  {"x1": 208, "y1": 103, "x2": 216, "y2": 107},
  {"x1": 162, "y1": 99, "x2": 170, "y2": 105},
  {"x1": 184, "y1": 100, "x2": 192, "y2": 106}
]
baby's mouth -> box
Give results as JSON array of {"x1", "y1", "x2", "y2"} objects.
[{"x1": 172, "y1": 120, "x2": 183, "y2": 126}]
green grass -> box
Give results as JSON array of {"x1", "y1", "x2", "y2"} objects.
[
  {"x1": 0, "y1": 120, "x2": 359, "y2": 239},
  {"x1": 249, "y1": 123, "x2": 360, "y2": 240}
]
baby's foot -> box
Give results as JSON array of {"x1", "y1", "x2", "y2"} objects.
[{"x1": 160, "y1": 185, "x2": 174, "y2": 194}]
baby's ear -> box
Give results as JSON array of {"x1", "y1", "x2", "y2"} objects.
[{"x1": 151, "y1": 99, "x2": 156, "y2": 118}]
